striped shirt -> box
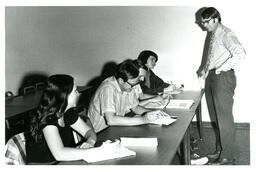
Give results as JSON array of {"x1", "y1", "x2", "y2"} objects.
[
  {"x1": 87, "y1": 76, "x2": 141, "y2": 133},
  {"x1": 204, "y1": 24, "x2": 246, "y2": 78}
]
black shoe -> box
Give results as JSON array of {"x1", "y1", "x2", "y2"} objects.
[
  {"x1": 208, "y1": 158, "x2": 235, "y2": 165},
  {"x1": 207, "y1": 150, "x2": 221, "y2": 159}
]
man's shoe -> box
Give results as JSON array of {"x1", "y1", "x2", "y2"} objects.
[
  {"x1": 191, "y1": 153, "x2": 209, "y2": 165},
  {"x1": 208, "y1": 158, "x2": 235, "y2": 165},
  {"x1": 207, "y1": 150, "x2": 221, "y2": 159}
]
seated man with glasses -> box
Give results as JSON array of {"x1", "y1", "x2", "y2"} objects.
[{"x1": 87, "y1": 59, "x2": 165, "y2": 133}]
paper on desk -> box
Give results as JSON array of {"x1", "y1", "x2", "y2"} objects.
[
  {"x1": 84, "y1": 145, "x2": 136, "y2": 163},
  {"x1": 121, "y1": 137, "x2": 158, "y2": 147},
  {"x1": 152, "y1": 111, "x2": 177, "y2": 126},
  {"x1": 166, "y1": 99, "x2": 194, "y2": 109},
  {"x1": 144, "y1": 98, "x2": 169, "y2": 109}
]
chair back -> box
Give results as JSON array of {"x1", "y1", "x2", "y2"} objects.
[
  {"x1": 23, "y1": 86, "x2": 36, "y2": 95},
  {"x1": 35, "y1": 82, "x2": 45, "y2": 91},
  {"x1": 5, "y1": 91, "x2": 14, "y2": 99},
  {"x1": 5, "y1": 132, "x2": 26, "y2": 165}
]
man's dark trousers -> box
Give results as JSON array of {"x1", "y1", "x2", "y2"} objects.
[{"x1": 205, "y1": 69, "x2": 236, "y2": 160}]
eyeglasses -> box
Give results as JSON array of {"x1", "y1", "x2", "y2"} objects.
[
  {"x1": 200, "y1": 18, "x2": 212, "y2": 25},
  {"x1": 126, "y1": 81, "x2": 140, "y2": 88}
]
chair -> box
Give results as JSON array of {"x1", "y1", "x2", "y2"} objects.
[
  {"x1": 5, "y1": 91, "x2": 14, "y2": 99},
  {"x1": 22, "y1": 85, "x2": 36, "y2": 95},
  {"x1": 5, "y1": 132, "x2": 26, "y2": 165},
  {"x1": 35, "y1": 82, "x2": 45, "y2": 91}
]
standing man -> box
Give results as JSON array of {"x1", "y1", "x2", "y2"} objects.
[{"x1": 196, "y1": 7, "x2": 246, "y2": 165}]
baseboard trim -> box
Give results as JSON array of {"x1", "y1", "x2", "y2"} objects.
[{"x1": 192, "y1": 121, "x2": 250, "y2": 130}]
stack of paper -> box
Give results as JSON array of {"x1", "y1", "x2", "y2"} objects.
[
  {"x1": 84, "y1": 146, "x2": 136, "y2": 163},
  {"x1": 120, "y1": 137, "x2": 158, "y2": 147},
  {"x1": 166, "y1": 99, "x2": 194, "y2": 109}
]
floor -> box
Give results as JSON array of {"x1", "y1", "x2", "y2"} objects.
[{"x1": 171, "y1": 122, "x2": 250, "y2": 165}]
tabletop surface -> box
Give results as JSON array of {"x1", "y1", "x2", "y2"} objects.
[
  {"x1": 58, "y1": 90, "x2": 204, "y2": 165},
  {"x1": 5, "y1": 89, "x2": 203, "y2": 165}
]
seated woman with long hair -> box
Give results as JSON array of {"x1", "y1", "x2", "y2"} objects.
[{"x1": 25, "y1": 74, "x2": 118, "y2": 164}]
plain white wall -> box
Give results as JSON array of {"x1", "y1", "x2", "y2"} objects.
[{"x1": 5, "y1": 6, "x2": 255, "y2": 123}]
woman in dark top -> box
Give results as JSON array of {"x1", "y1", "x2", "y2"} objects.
[
  {"x1": 25, "y1": 74, "x2": 118, "y2": 164},
  {"x1": 137, "y1": 50, "x2": 174, "y2": 95}
]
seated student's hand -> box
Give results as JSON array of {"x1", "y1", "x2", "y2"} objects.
[
  {"x1": 164, "y1": 84, "x2": 176, "y2": 92},
  {"x1": 79, "y1": 141, "x2": 95, "y2": 149},
  {"x1": 149, "y1": 95, "x2": 164, "y2": 103},
  {"x1": 83, "y1": 140, "x2": 121, "y2": 161},
  {"x1": 161, "y1": 93, "x2": 172, "y2": 100},
  {"x1": 100, "y1": 140, "x2": 121, "y2": 153},
  {"x1": 145, "y1": 110, "x2": 174, "y2": 125},
  {"x1": 80, "y1": 129, "x2": 97, "y2": 148},
  {"x1": 164, "y1": 84, "x2": 184, "y2": 95},
  {"x1": 144, "y1": 110, "x2": 164, "y2": 122},
  {"x1": 148, "y1": 111, "x2": 175, "y2": 126}
]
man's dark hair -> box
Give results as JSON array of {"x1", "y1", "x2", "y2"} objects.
[
  {"x1": 115, "y1": 59, "x2": 139, "y2": 82},
  {"x1": 201, "y1": 7, "x2": 221, "y2": 23}
]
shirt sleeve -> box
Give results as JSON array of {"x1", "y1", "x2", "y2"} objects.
[
  {"x1": 100, "y1": 86, "x2": 116, "y2": 114},
  {"x1": 222, "y1": 31, "x2": 246, "y2": 69},
  {"x1": 148, "y1": 70, "x2": 170, "y2": 94},
  {"x1": 127, "y1": 85, "x2": 141, "y2": 109},
  {"x1": 64, "y1": 108, "x2": 79, "y2": 126}
]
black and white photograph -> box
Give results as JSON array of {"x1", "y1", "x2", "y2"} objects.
[{"x1": 1, "y1": 0, "x2": 255, "y2": 169}]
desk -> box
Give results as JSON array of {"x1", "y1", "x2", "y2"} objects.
[
  {"x1": 166, "y1": 89, "x2": 204, "y2": 164},
  {"x1": 5, "y1": 86, "x2": 91, "y2": 141},
  {"x1": 171, "y1": 90, "x2": 204, "y2": 139},
  {"x1": 5, "y1": 92, "x2": 42, "y2": 141},
  {"x1": 5, "y1": 91, "x2": 42, "y2": 119},
  {"x1": 59, "y1": 89, "x2": 204, "y2": 165}
]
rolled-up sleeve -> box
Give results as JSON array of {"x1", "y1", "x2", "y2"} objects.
[
  {"x1": 222, "y1": 31, "x2": 246, "y2": 68},
  {"x1": 100, "y1": 86, "x2": 116, "y2": 114}
]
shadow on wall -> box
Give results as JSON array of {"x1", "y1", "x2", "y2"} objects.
[
  {"x1": 77, "y1": 61, "x2": 118, "y2": 108},
  {"x1": 18, "y1": 72, "x2": 48, "y2": 96}
]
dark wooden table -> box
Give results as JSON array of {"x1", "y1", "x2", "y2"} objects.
[
  {"x1": 59, "y1": 89, "x2": 204, "y2": 165},
  {"x1": 5, "y1": 91, "x2": 42, "y2": 119}
]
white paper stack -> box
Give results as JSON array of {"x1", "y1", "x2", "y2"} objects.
[{"x1": 120, "y1": 137, "x2": 158, "y2": 147}]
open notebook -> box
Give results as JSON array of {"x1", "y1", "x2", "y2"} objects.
[{"x1": 83, "y1": 146, "x2": 136, "y2": 163}]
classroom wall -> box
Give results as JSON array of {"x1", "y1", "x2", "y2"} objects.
[{"x1": 5, "y1": 5, "x2": 255, "y2": 122}]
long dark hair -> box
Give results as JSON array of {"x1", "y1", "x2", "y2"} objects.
[{"x1": 29, "y1": 74, "x2": 74, "y2": 143}]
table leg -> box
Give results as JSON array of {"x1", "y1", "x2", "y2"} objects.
[
  {"x1": 196, "y1": 101, "x2": 203, "y2": 140},
  {"x1": 183, "y1": 126, "x2": 191, "y2": 165}
]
